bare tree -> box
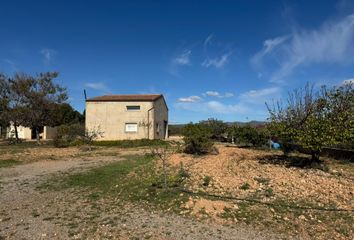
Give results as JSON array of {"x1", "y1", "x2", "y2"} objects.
[{"x1": 151, "y1": 145, "x2": 171, "y2": 189}]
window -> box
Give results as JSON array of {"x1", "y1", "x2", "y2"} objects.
[
  {"x1": 126, "y1": 105, "x2": 140, "y2": 111},
  {"x1": 156, "y1": 123, "x2": 160, "y2": 135},
  {"x1": 125, "y1": 123, "x2": 138, "y2": 133}
]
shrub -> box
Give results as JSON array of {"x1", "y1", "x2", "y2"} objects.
[
  {"x1": 182, "y1": 123, "x2": 214, "y2": 154},
  {"x1": 228, "y1": 125, "x2": 268, "y2": 147},
  {"x1": 53, "y1": 123, "x2": 85, "y2": 147},
  {"x1": 202, "y1": 175, "x2": 212, "y2": 186},
  {"x1": 199, "y1": 118, "x2": 228, "y2": 140},
  {"x1": 239, "y1": 182, "x2": 250, "y2": 190}
]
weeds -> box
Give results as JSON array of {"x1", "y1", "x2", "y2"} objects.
[{"x1": 0, "y1": 159, "x2": 20, "y2": 168}]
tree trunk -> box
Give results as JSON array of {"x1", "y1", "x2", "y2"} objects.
[
  {"x1": 14, "y1": 124, "x2": 19, "y2": 143},
  {"x1": 311, "y1": 150, "x2": 321, "y2": 162},
  {"x1": 35, "y1": 127, "x2": 40, "y2": 145}
]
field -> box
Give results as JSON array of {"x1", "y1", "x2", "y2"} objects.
[{"x1": 0, "y1": 141, "x2": 353, "y2": 239}]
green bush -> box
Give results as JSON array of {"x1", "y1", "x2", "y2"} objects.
[
  {"x1": 228, "y1": 125, "x2": 268, "y2": 147},
  {"x1": 182, "y1": 123, "x2": 214, "y2": 154},
  {"x1": 199, "y1": 118, "x2": 228, "y2": 140},
  {"x1": 53, "y1": 123, "x2": 85, "y2": 147}
]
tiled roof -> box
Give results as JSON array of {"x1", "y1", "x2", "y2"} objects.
[{"x1": 86, "y1": 94, "x2": 163, "y2": 102}]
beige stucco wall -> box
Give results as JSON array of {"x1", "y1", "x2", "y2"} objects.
[
  {"x1": 6, "y1": 124, "x2": 57, "y2": 140},
  {"x1": 86, "y1": 101, "x2": 166, "y2": 140},
  {"x1": 153, "y1": 98, "x2": 168, "y2": 139},
  {"x1": 7, "y1": 124, "x2": 32, "y2": 139},
  {"x1": 43, "y1": 127, "x2": 57, "y2": 139}
]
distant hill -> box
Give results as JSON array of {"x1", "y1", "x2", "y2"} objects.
[
  {"x1": 168, "y1": 121, "x2": 267, "y2": 136},
  {"x1": 169, "y1": 121, "x2": 266, "y2": 127}
]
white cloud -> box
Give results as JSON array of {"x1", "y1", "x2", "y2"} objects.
[
  {"x1": 175, "y1": 87, "x2": 280, "y2": 117},
  {"x1": 175, "y1": 100, "x2": 248, "y2": 115},
  {"x1": 342, "y1": 78, "x2": 354, "y2": 85},
  {"x1": 240, "y1": 87, "x2": 281, "y2": 104},
  {"x1": 177, "y1": 95, "x2": 202, "y2": 103},
  {"x1": 205, "y1": 91, "x2": 220, "y2": 97},
  {"x1": 202, "y1": 51, "x2": 232, "y2": 68},
  {"x1": 84, "y1": 82, "x2": 107, "y2": 91},
  {"x1": 252, "y1": 14, "x2": 354, "y2": 82},
  {"x1": 203, "y1": 91, "x2": 234, "y2": 98},
  {"x1": 40, "y1": 48, "x2": 57, "y2": 64},
  {"x1": 174, "y1": 50, "x2": 191, "y2": 65},
  {"x1": 206, "y1": 101, "x2": 248, "y2": 114}
]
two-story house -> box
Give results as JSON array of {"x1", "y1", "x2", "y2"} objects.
[{"x1": 85, "y1": 94, "x2": 168, "y2": 140}]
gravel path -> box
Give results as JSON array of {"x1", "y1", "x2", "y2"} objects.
[{"x1": 0, "y1": 155, "x2": 292, "y2": 240}]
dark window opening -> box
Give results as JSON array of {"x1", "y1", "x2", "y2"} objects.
[{"x1": 126, "y1": 105, "x2": 140, "y2": 111}]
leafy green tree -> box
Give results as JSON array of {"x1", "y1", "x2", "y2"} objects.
[
  {"x1": 228, "y1": 124, "x2": 268, "y2": 147},
  {"x1": 267, "y1": 83, "x2": 354, "y2": 162},
  {"x1": 182, "y1": 123, "x2": 213, "y2": 154},
  {"x1": 199, "y1": 118, "x2": 228, "y2": 140},
  {"x1": 17, "y1": 72, "x2": 67, "y2": 144},
  {"x1": 54, "y1": 103, "x2": 84, "y2": 125}
]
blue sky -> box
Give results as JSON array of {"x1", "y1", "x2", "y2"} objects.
[{"x1": 1, "y1": 0, "x2": 354, "y2": 123}]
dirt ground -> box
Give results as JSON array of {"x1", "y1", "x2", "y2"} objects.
[
  {"x1": 169, "y1": 145, "x2": 354, "y2": 239},
  {"x1": 0, "y1": 146, "x2": 286, "y2": 240}
]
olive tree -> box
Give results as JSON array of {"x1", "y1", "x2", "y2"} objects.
[{"x1": 267, "y1": 83, "x2": 354, "y2": 162}]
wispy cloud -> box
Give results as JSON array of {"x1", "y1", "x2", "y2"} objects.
[
  {"x1": 251, "y1": 36, "x2": 288, "y2": 67},
  {"x1": 252, "y1": 14, "x2": 354, "y2": 82},
  {"x1": 202, "y1": 51, "x2": 232, "y2": 68},
  {"x1": 205, "y1": 91, "x2": 220, "y2": 97},
  {"x1": 169, "y1": 49, "x2": 192, "y2": 76},
  {"x1": 174, "y1": 50, "x2": 191, "y2": 65},
  {"x1": 176, "y1": 87, "x2": 280, "y2": 117},
  {"x1": 84, "y1": 82, "x2": 107, "y2": 91},
  {"x1": 202, "y1": 34, "x2": 233, "y2": 68},
  {"x1": 175, "y1": 100, "x2": 248, "y2": 115},
  {"x1": 224, "y1": 92, "x2": 234, "y2": 97},
  {"x1": 40, "y1": 48, "x2": 57, "y2": 65},
  {"x1": 177, "y1": 95, "x2": 202, "y2": 103},
  {"x1": 203, "y1": 91, "x2": 234, "y2": 98},
  {"x1": 240, "y1": 87, "x2": 281, "y2": 104},
  {"x1": 1, "y1": 59, "x2": 18, "y2": 72}
]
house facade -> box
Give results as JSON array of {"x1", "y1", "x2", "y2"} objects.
[
  {"x1": 6, "y1": 124, "x2": 57, "y2": 140},
  {"x1": 85, "y1": 94, "x2": 168, "y2": 140}
]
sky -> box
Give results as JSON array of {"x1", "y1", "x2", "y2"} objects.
[{"x1": 1, "y1": 0, "x2": 354, "y2": 123}]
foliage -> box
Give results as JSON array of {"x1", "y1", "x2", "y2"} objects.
[
  {"x1": 53, "y1": 123, "x2": 85, "y2": 147},
  {"x1": 199, "y1": 118, "x2": 228, "y2": 140},
  {"x1": 182, "y1": 123, "x2": 214, "y2": 154},
  {"x1": 228, "y1": 124, "x2": 268, "y2": 147},
  {"x1": 202, "y1": 175, "x2": 212, "y2": 186},
  {"x1": 168, "y1": 124, "x2": 184, "y2": 136},
  {"x1": 0, "y1": 72, "x2": 68, "y2": 144},
  {"x1": 267, "y1": 82, "x2": 354, "y2": 162},
  {"x1": 54, "y1": 103, "x2": 84, "y2": 125}
]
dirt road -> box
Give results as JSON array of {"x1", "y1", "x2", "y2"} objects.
[{"x1": 0, "y1": 153, "x2": 289, "y2": 240}]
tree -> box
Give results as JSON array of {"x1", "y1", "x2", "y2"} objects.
[
  {"x1": 0, "y1": 74, "x2": 10, "y2": 138},
  {"x1": 0, "y1": 73, "x2": 30, "y2": 142},
  {"x1": 267, "y1": 83, "x2": 354, "y2": 162},
  {"x1": 18, "y1": 72, "x2": 67, "y2": 144},
  {"x1": 54, "y1": 103, "x2": 84, "y2": 125},
  {"x1": 228, "y1": 124, "x2": 268, "y2": 147},
  {"x1": 182, "y1": 123, "x2": 213, "y2": 154},
  {"x1": 199, "y1": 118, "x2": 228, "y2": 140}
]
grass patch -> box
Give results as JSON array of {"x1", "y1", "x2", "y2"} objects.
[
  {"x1": 91, "y1": 139, "x2": 169, "y2": 148},
  {"x1": 0, "y1": 159, "x2": 20, "y2": 168},
  {"x1": 40, "y1": 154, "x2": 188, "y2": 212}
]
